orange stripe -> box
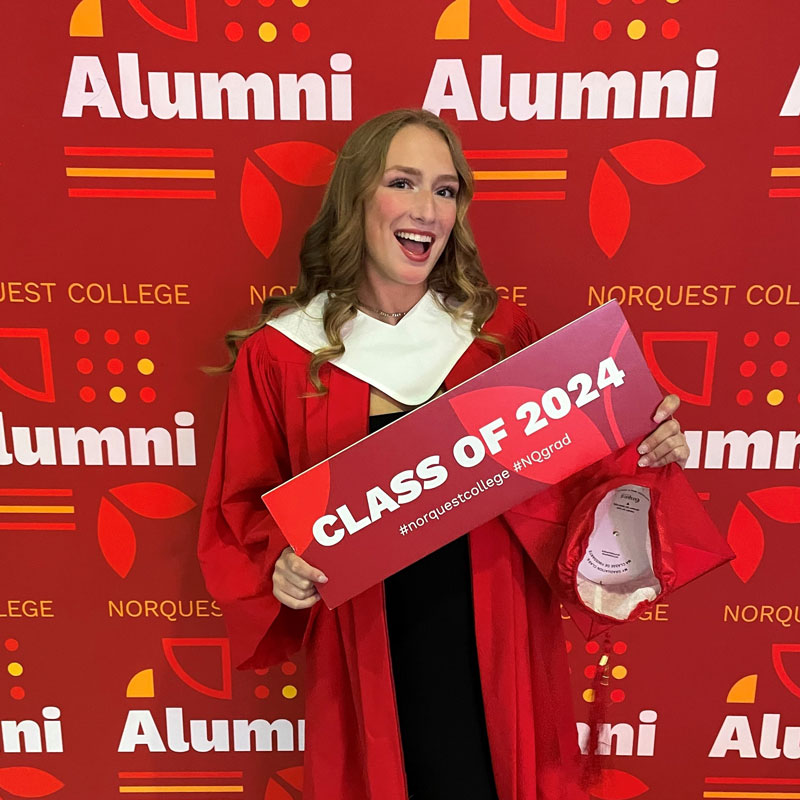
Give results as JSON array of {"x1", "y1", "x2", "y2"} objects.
[
  {"x1": 64, "y1": 146, "x2": 214, "y2": 157},
  {"x1": 66, "y1": 167, "x2": 214, "y2": 178},
  {"x1": 770, "y1": 167, "x2": 800, "y2": 177},
  {"x1": 69, "y1": 189, "x2": 216, "y2": 200},
  {"x1": 0, "y1": 505, "x2": 73, "y2": 513}
]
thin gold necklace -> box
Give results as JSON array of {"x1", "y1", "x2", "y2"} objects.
[{"x1": 357, "y1": 302, "x2": 409, "y2": 319}]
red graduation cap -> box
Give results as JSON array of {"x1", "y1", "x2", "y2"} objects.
[{"x1": 504, "y1": 441, "x2": 735, "y2": 640}]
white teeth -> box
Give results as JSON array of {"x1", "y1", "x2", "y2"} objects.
[{"x1": 395, "y1": 231, "x2": 433, "y2": 243}]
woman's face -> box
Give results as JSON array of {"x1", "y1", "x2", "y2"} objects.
[{"x1": 362, "y1": 124, "x2": 459, "y2": 291}]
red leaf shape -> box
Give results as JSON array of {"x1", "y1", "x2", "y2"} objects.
[
  {"x1": 589, "y1": 768, "x2": 649, "y2": 800},
  {"x1": 642, "y1": 331, "x2": 717, "y2": 407},
  {"x1": 127, "y1": 0, "x2": 198, "y2": 42},
  {"x1": 772, "y1": 644, "x2": 800, "y2": 700},
  {"x1": 262, "y1": 463, "x2": 330, "y2": 556},
  {"x1": 610, "y1": 139, "x2": 705, "y2": 185},
  {"x1": 241, "y1": 158, "x2": 282, "y2": 259},
  {"x1": 726, "y1": 501, "x2": 765, "y2": 584},
  {"x1": 0, "y1": 767, "x2": 64, "y2": 797},
  {"x1": 0, "y1": 328, "x2": 55, "y2": 403},
  {"x1": 748, "y1": 486, "x2": 800, "y2": 523},
  {"x1": 97, "y1": 497, "x2": 136, "y2": 578},
  {"x1": 255, "y1": 142, "x2": 336, "y2": 187},
  {"x1": 109, "y1": 482, "x2": 195, "y2": 519},
  {"x1": 589, "y1": 158, "x2": 630, "y2": 258},
  {"x1": 449, "y1": 386, "x2": 612, "y2": 485},
  {"x1": 264, "y1": 767, "x2": 303, "y2": 800},
  {"x1": 162, "y1": 638, "x2": 232, "y2": 700},
  {"x1": 495, "y1": 0, "x2": 567, "y2": 41}
]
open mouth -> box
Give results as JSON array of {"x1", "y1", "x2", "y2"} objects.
[{"x1": 394, "y1": 230, "x2": 434, "y2": 258}]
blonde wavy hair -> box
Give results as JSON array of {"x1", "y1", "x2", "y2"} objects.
[{"x1": 217, "y1": 108, "x2": 500, "y2": 392}]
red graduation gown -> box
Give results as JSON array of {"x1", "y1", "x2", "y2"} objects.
[{"x1": 198, "y1": 298, "x2": 589, "y2": 800}]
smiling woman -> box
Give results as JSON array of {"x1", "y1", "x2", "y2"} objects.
[
  {"x1": 211, "y1": 108, "x2": 498, "y2": 395},
  {"x1": 362, "y1": 125, "x2": 459, "y2": 295},
  {"x1": 198, "y1": 108, "x2": 689, "y2": 800}
]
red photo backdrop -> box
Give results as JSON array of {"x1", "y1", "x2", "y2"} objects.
[{"x1": 2, "y1": 2, "x2": 799, "y2": 798}]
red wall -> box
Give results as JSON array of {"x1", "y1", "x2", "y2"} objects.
[{"x1": 2, "y1": 2, "x2": 800, "y2": 798}]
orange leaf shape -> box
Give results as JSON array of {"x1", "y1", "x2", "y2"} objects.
[
  {"x1": 610, "y1": 139, "x2": 705, "y2": 185},
  {"x1": 97, "y1": 497, "x2": 136, "y2": 578},
  {"x1": 748, "y1": 486, "x2": 800, "y2": 523},
  {"x1": 241, "y1": 158, "x2": 282, "y2": 259},
  {"x1": 589, "y1": 768, "x2": 649, "y2": 800},
  {"x1": 109, "y1": 482, "x2": 195, "y2": 519},
  {"x1": 264, "y1": 767, "x2": 303, "y2": 800},
  {"x1": 589, "y1": 159, "x2": 630, "y2": 258},
  {"x1": 0, "y1": 766, "x2": 64, "y2": 797},
  {"x1": 255, "y1": 142, "x2": 336, "y2": 187},
  {"x1": 726, "y1": 501, "x2": 764, "y2": 584}
]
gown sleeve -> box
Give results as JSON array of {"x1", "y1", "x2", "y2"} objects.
[{"x1": 197, "y1": 333, "x2": 316, "y2": 670}]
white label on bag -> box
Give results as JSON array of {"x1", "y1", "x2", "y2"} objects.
[{"x1": 577, "y1": 484, "x2": 653, "y2": 586}]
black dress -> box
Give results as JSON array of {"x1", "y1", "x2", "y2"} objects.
[{"x1": 370, "y1": 411, "x2": 500, "y2": 800}]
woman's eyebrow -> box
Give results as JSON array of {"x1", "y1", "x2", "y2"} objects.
[{"x1": 386, "y1": 165, "x2": 459, "y2": 183}]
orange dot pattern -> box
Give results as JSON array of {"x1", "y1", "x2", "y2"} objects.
[
  {"x1": 582, "y1": 641, "x2": 628, "y2": 703},
  {"x1": 73, "y1": 329, "x2": 155, "y2": 403},
  {"x1": 5, "y1": 639, "x2": 23, "y2": 700}
]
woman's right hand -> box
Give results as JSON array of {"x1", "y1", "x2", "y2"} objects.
[{"x1": 273, "y1": 546, "x2": 328, "y2": 609}]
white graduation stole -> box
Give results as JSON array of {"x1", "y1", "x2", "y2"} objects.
[{"x1": 266, "y1": 290, "x2": 476, "y2": 405}]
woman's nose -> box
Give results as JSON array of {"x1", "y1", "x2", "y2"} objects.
[{"x1": 410, "y1": 190, "x2": 436, "y2": 223}]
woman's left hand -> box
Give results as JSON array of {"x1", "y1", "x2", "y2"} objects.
[{"x1": 637, "y1": 393, "x2": 690, "y2": 469}]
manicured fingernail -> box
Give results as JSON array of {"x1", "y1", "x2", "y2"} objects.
[
  {"x1": 653, "y1": 412, "x2": 666, "y2": 423},
  {"x1": 638, "y1": 457, "x2": 649, "y2": 467},
  {"x1": 638, "y1": 444, "x2": 648, "y2": 455},
  {"x1": 318, "y1": 574, "x2": 328, "y2": 583}
]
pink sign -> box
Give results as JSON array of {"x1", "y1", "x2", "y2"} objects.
[{"x1": 263, "y1": 301, "x2": 664, "y2": 607}]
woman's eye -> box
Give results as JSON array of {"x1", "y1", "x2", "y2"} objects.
[
  {"x1": 437, "y1": 186, "x2": 457, "y2": 198},
  {"x1": 389, "y1": 179, "x2": 410, "y2": 189}
]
